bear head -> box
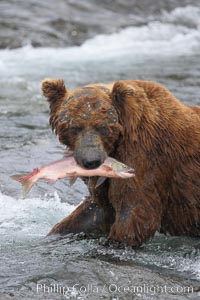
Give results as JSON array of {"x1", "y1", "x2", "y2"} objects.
[{"x1": 42, "y1": 78, "x2": 140, "y2": 169}]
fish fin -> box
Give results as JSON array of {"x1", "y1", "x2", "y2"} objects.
[
  {"x1": 11, "y1": 169, "x2": 39, "y2": 197},
  {"x1": 66, "y1": 171, "x2": 77, "y2": 177},
  {"x1": 101, "y1": 165, "x2": 112, "y2": 172},
  {"x1": 47, "y1": 179, "x2": 56, "y2": 185},
  {"x1": 95, "y1": 176, "x2": 107, "y2": 188},
  {"x1": 69, "y1": 177, "x2": 77, "y2": 186},
  {"x1": 11, "y1": 174, "x2": 35, "y2": 198}
]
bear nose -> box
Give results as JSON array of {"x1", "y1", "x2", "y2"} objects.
[{"x1": 82, "y1": 159, "x2": 102, "y2": 170}]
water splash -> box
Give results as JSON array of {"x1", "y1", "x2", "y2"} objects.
[
  {"x1": 0, "y1": 191, "x2": 76, "y2": 241},
  {"x1": 0, "y1": 5, "x2": 200, "y2": 81}
]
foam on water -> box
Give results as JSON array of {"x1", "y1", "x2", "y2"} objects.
[
  {"x1": 0, "y1": 191, "x2": 76, "y2": 240},
  {"x1": 161, "y1": 5, "x2": 200, "y2": 27},
  {"x1": 179, "y1": 258, "x2": 200, "y2": 280},
  {"x1": 0, "y1": 5, "x2": 199, "y2": 80},
  {"x1": 1, "y1": 190, "x2": 200, "y2": 280},
  {"x1": 81, "y1": 6, "x2": 200, "y2": 58}
]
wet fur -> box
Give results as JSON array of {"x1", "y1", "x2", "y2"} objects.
[{"x1": 42, "y1": 78, "x2": 200, "y2": 247}]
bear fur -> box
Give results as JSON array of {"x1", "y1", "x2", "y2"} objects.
[{"x1": 42, "y1": 79, "x2": 200, "y2": 247}]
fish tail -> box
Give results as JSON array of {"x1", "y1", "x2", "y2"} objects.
[{"x1": 11, "y1": 169, "x2": 39, "y2": 197}]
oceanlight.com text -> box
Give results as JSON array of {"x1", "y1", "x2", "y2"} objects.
[{"x1": 36, "y1": 282, "x2": 194, "y2": 297}]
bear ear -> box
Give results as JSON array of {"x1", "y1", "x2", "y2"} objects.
[
  {"x1": 41, "y1": 78, "x2": 67, "y2": 103},
  {"x1": 111, "y1": 81, "x2": 144, "y2": 134},
  {"x1": 111, "y1": 81, "x2": 135, "y2": 112},
  {"x1": 41, "y1": 78, "x2": 68, "y2": 134}
]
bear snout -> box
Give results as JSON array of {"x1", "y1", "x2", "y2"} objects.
[
  {"x1": 82, "y1": 158, "x2": 102, "y2": 169},
  {"x1": 74, "y1": 147, "x2": 106, "y2": 170},
  {"x1": 74, "y1": 131, "x2": 107, "y2": 170}
]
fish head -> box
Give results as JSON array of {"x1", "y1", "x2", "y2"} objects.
[
  {"x1": 43, "y1": 80, "x2": 123, "y2": 170},
  {"x1": 118, "y1": 168, "x2": 135, "y2": 178},
  {"x1": 112, "y1": 161, "x2": 135, "y2": 178}
]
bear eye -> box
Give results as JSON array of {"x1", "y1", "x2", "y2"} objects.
[{"x1": 69, "y1": 124, "x2": 82, "y2": 134}]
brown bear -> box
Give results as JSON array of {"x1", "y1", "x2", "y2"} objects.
[{"x1": 42, "y1": 79, "x2": 200, "y2": 247}]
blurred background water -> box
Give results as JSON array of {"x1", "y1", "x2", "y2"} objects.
[{"x1": 0, "y1": 0, "x2": 200, "y2": 299}]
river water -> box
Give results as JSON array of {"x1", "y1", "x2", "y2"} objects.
[{"x1": 0, "y1": 1, "x2": 200, "y2": 299}]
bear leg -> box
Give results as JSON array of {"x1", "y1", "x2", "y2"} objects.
[
  {"x1": 48, "y1": 196, "x2": 114, "y2": 236},
  {"x1": 108, "y1": 183, "x2": 162, "y2": 247}
]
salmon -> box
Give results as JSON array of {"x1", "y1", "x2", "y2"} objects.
[{"x1": 11, "y1": 156, "x2": 135, "y2": 197}]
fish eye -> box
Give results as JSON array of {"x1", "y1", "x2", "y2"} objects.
[{"x1": 120, "y1": 163, "x2": 129, "y2": 169}]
